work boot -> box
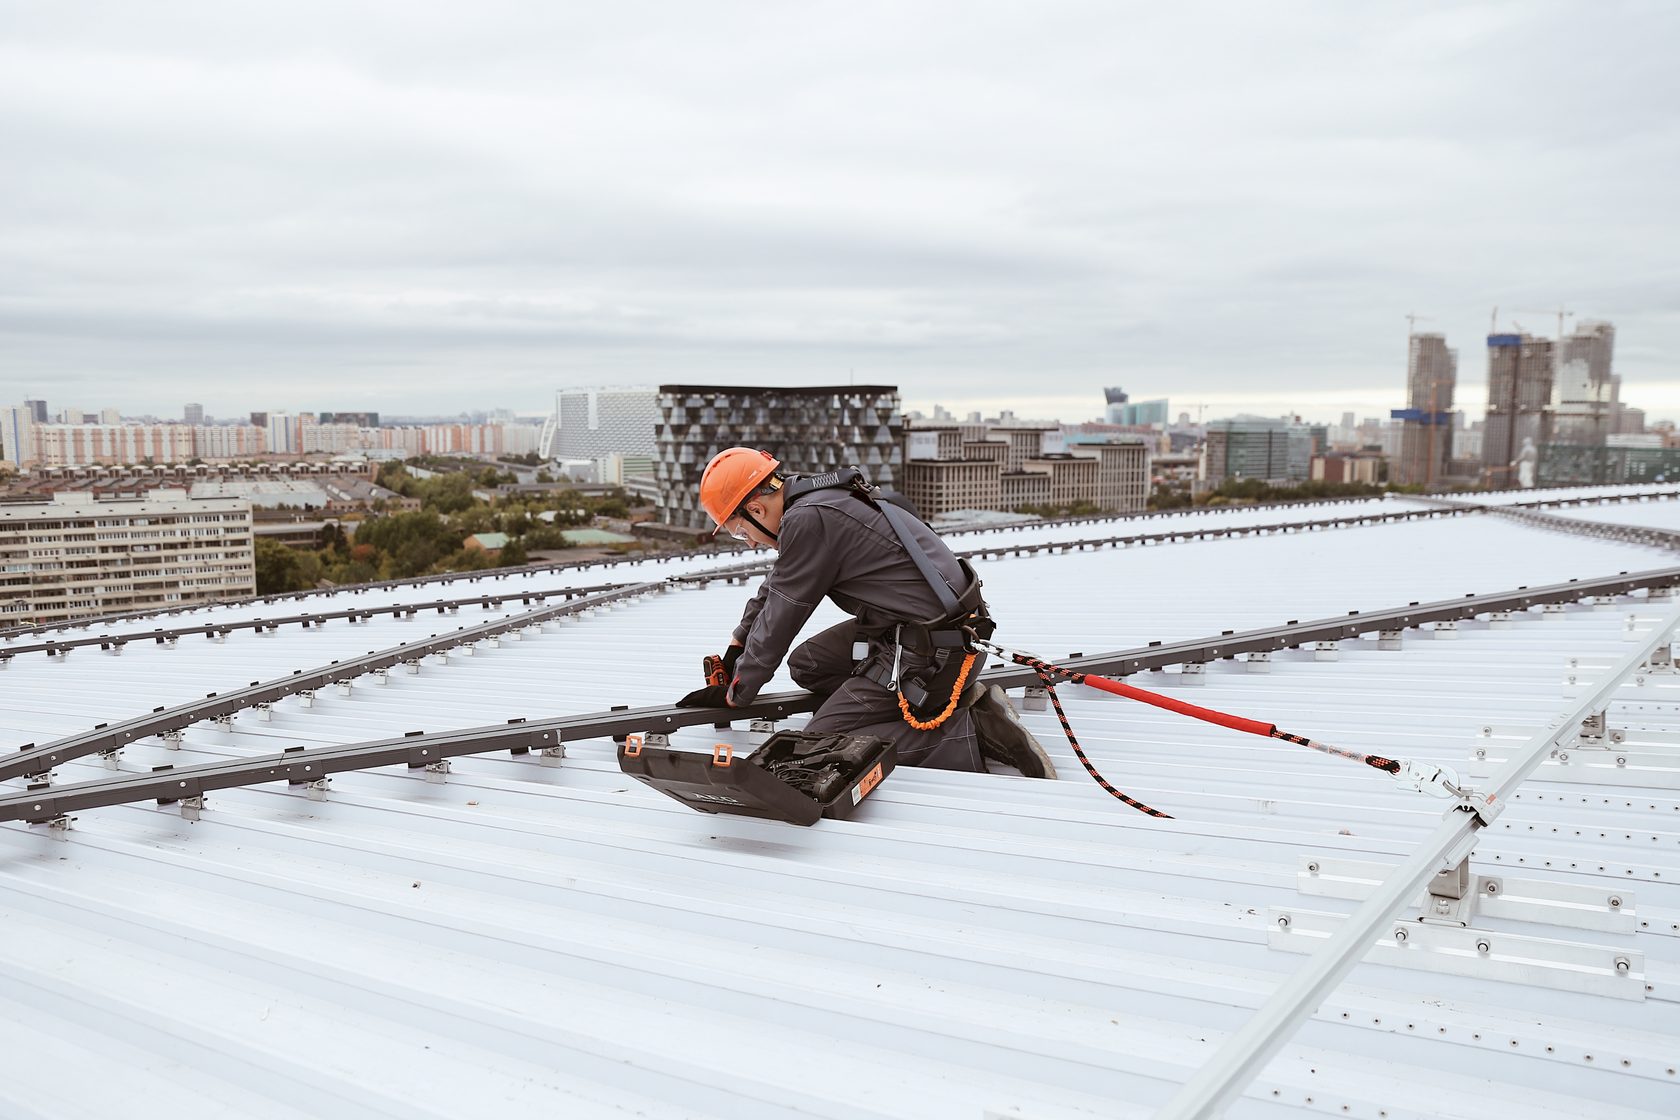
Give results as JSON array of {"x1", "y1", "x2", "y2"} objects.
[{"x1": 968, "y1": 685, "x2": 1058, "y2": 779}]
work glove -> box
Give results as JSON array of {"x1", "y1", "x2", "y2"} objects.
[
  {"x1": 721, "y1": 644, "x2": 743, "y2": 675},
  {"x1": 677, "y1": 683, "x2": 732, "y2": 708}
]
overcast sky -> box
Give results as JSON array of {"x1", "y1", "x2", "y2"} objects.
[{"x1": 1, "y1": 0, "x2": 1676, "y2": 425}]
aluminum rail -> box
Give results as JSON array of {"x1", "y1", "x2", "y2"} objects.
[
  {"x1": 7, "y1": 569, "x2": 1680, "y2": 826},
  {"x1": 0, "y1": 690, "x2": 820, "y2": 824},
  {"x1": 0, "y1": 581, "x2": 666, "y2": 784},
  {"x1": 1155, "y1": 600, "x2": 1680, "y2": 1120},
  {"x1": 9, "y1": 564, "x2": 1680, "y2": 786},
  {"x1": 984, "y1": 565, "x2": 1680, "y2": 688},
  {"x1": 0, "y1": 582, "x2": 632, "y2": 662},
  {"x1": 0, "y1": 494, "x2": 1452, "y2": 641}
]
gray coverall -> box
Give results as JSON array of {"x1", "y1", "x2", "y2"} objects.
[{"x1": 724, "y1": 484, "x2": 984, "y2": 772}]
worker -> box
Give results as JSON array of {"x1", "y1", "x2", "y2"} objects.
[{"x1": 676, "y1": 447, "x2": 1057, "y2": 778}]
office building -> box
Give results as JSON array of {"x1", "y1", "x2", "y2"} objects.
[
  {"x1": 184, "y1": 403, "x2": 205, "y2": 425},
  {"x1": 540, "y1": 388, "x2": 658, "y2": 462},
  {"x1": 654, "y1": 385, "x2": 904, "y2": 528},
  {"x1": 1392, "y1": 333, "x2": 1457, "y2": 486},
  {"x1": 902, "y1": 421, "x2": 1148, "y2": 516},
  {"x1": 1482, "y1": 334, "x2": 1555, "y2": 485},
  {"x1": 1203, "y1": 417, "x2": 1289, "y2": 482},
  {"x1": 25, "y1": 400, "x2": 48, "y2": 423},
  {"x1": 0, "y1": 491, "x2": 255, "y2": 626}
]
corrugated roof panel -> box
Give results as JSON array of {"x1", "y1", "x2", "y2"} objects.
[{"x1": 3, "y1": 505, "x2": 1679, "y2": 1118}]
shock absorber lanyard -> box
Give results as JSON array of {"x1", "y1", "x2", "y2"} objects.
[{"x1": 970, "y1": 637, "x2": 1463, "y2": 817}]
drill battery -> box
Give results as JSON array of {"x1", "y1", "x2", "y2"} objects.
[{"x1": 618, "y1": 728, "x2": 895, "y2": 825}]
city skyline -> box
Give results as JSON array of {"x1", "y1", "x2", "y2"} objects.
[{"x1": 2, "y1": 3, "x2": 1675, "y2": 424}]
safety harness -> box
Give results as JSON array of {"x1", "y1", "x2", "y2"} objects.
[{"x1": 772, "y1": 467, "x2": 994, "y2": 730}]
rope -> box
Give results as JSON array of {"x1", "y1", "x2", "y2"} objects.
[
  {"x1": 897, "y1": 651, "x2": 978, "y2": 731},
  {"x1": 970, "y1": 638, "x2": 1402, "y2": 815},
  {"x1": 1030, "y1": 665, "x2": 1172, "y2": 818}
]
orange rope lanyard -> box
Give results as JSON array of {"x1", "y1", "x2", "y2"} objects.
[{"x1": 896, "y1": 651, "x2": 979, "y2": 731}]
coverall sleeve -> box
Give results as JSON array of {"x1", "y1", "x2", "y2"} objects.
[
  {"x1": 727, "y1": 509, "x2": 844, "y2": 705},
  {"x1": 730, "y1": 582, "x2": 769, "y2": 646}
]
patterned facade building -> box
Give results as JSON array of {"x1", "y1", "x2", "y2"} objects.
[
  {"x1": 541, "y1": 388, "x2": 658, "y2": 461},
  {"x1": 655, "y1": 385, "x2": 904, "y2": 528}
]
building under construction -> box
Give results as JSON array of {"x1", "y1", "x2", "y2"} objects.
[
  {"x1": 1551, "y1": 320, "x2": 1619, "y2": 446},
  {"x1": 1392, "y1": 332, "x2": 1456, "y2": 486},
  {"x1": 1481, "y1": 333, "x2": 1555, "y2": 486}
]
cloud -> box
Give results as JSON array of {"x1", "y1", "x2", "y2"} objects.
[{"x1": 0, "y1": 0, "x2": 1676, "y2": 421}]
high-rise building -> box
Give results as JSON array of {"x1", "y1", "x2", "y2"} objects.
[
  {"x1": 0, "y1": 491, "x2": 255, "y2": 625},
  {"x1": 654, "y1": 385, "x2": 904, "y2": 528},
  {"x1": 100, "y1": 408, "x2": 122, "y2": 425},
  {"x1": 1551, "y1": 320, "x2": 1616, "y2": 446},
  {"x1": 265, "y1": 413, "x2": 297, "y2": 455},
  {"x1": 1103, "y1": 387, "x2": 1169, "y2": 426},
  {"x1": 1393, "y1": 333, "x2": 1457, "y2": 486},
  {"x1": 1482, "y1": 334, "x2": 1555, "y2": 485},
  {"x1": 25, "y1": 400, "x2": 48, "y2": 423},
  {"x1": 2, "y1": 406, "x2": 38, "y2": 469},
  {"x1": 540, "y1": 388, "x2": 658, "y2": 462},
  {"x1": 184, "y1": 403, "x2": 205, "y2": 425},
  {"x1": 1203, "y1": 417, "x2": 1290, "y2": 482}
]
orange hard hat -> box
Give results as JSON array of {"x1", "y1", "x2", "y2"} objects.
[{"x1": 699, "y1": 447, "x2": 780, "y2": 525}]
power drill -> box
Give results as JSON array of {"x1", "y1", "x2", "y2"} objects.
[{"x1": 702, "y1": 653, "x2": 728, "y2": 688}]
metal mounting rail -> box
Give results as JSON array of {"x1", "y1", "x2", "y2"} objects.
[
  {"x1": 1506, "y1": 486, "x2": 1680, "y2": 510},
  {"x1": 0, "y1": 581, "x2": 665, "y2": 784},
  {"x1": 8, "y1": 567, "x2": 1680, "y2": 826},
  {"x1": 0, "y1": 582, "x2": 631, "y2": 662},
  {"x1": 0, "y1": 542, "x2": 754, "y2": 641},
  {"x1": 1480, "y1": 503, "x2": 1680, "y2": 552},
  {"x1": 0, "y1": 691, "x2": 820, "y2": 825},
  {"x1": 1155, "y1": 598, "x2": 1680, "y2": 1119},
  {"x1": 983, "y1": 565, "x2": 1680, "y2": 688}
]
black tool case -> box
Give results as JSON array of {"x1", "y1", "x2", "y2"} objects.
[{"x1": 617, "y1": 729, "x2": 896, "y2": 825}]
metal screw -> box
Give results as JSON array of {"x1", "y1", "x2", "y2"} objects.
[
  {"x1": 1609, "y1": 896, "x2": 1623, "y2": 909},
  {"x1": 1277, "y1": 915, "x2": 1291, "y2": 929},
  {"x1": 1476, "y1": 940, "x2": 1491, "y2": 954},
  {"x1": 1614, "y1": 957, "x2": 1631, "y2": 974},
  {"x1": 1306, "y1": 862, "x2": 1320, "y2": 874},
  {"x1": 1392, "y1": 926, "x2": 1409, "y2": 943},
  {"x1": 1617, "y1": 757, "x2": 1628, "y2": 767},
  {"x1": 1484, "y1": 880, "x2": 1500, "y2": 895},
  {"x1": 1481, "y1": 726, "x2": 1492, "y2": 735},
  {"x1": 1558, "y1": 752, "x2": 1570, "y2": 763}
]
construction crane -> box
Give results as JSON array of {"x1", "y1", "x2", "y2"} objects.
[
  {"x1": 1405, "y1": 312, "x2": 1434, "y2": 336},
  {"x1": 1516, "y1": 305, "x2": 1575, "y2": 342}
]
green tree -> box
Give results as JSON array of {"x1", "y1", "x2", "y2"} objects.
[{"x1": 254, "y1": 538, "x2": 323, "y2": 594}]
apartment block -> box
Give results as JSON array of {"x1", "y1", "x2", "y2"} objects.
[
  {"x1": 654, "y1": 385, "x2": 904, "y2": 528},
  {"x1": 0, "y1": 491, "x2": 255, "y2": 626}
]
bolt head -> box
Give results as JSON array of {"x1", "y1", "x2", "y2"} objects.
[
  {"x1": 1476, "y1": 940, "x2": 1491, "y2": 954},
  {"x1": 1609, "y1": 896, "x2": 1623, "y2": 909},
  {"x1": 1393, "y1": 927, "x2": 1409, "y2": 943},
  {"x1": 1615, "y1": 957, "x2": 1631, "y2": 974}
]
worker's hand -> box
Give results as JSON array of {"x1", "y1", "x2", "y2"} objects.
[
  {"x1": 721, "y1": 643, "x2": 743, "y2": 675},
  {"x1": 677, "y1": 684, "x2": 733, "y2": 709}
]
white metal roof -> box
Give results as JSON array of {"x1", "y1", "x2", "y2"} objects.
[{"x1": 2, "y1": 490, "x2": 1679, "y2": 1119}]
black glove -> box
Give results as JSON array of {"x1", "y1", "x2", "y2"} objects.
[
  {"x1": 677, "y1": 683, "x2": 732, "y2": 708},
  {"x1": 721, "y1": 644, "x2": 743, "y2": 675}
]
